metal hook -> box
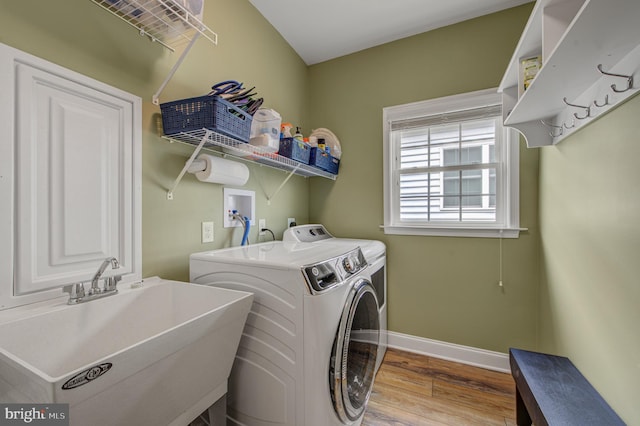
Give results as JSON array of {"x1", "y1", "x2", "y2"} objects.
[
  {"x1": 563, "y1": 119, "x2": 576, "y2": 130},
  {"x1": 541, "y1": 119, "x2": 563, "y2": 138},
  {"x1": 597, "y1": 64, "x2": 633, "y2": 93},
  {"x1": 563, "y1": 97, "x2": 591, "y2": 120},
  {"x1": 593, "y1": 94, "x2": 610, "y2": 108}
]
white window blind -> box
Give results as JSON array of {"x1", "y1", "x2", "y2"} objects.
[{"x1": 383, "y1": 89, "x2": 521, "y2": 238}]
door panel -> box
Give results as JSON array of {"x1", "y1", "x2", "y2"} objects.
[
  {"x1": 0, "y1": 42, "x2": 141, "y2": 308},
  {"x1": 15, "y1": 62, "x2": 132, "y2": 295}
]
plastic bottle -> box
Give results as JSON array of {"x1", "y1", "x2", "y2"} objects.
[
  {"x1": 281, "y1": 123, "x2": 293, "y2": 138},
  {"x1": 317, "y1": 138, "x2": 326, "y2": 151},
  {"x1": 294, "y1": 127, "x2": 304, "y2": 141}
]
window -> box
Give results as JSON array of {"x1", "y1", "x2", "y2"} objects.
[{"x1": 383, "y1": 89, "x2": 520, "y2": 238}]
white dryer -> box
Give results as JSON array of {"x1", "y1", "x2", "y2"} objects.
[
  {"x1": 283, "y1": 225, "x2": 387, "y2": 371},
  {"x1": 190, "y1": 241, "x2": 380, "y2": 426}
]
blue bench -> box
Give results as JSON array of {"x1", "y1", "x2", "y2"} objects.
[{"x1": 509, "y1": 348, "x2": 625, "y2": 426}]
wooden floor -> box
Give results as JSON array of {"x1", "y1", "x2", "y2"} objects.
[{"x1": 363, "y1": 348, "x2": 517, "y2": 426}]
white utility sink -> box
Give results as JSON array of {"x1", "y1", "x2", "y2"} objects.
[{"x1": 0, "y1": 277, "x2": 253, "y2": 426}]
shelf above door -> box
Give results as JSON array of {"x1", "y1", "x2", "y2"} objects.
[
  {"x1": 90, "y1": 0, "x2": 218, "y2": 105},
  {"x1": 90, "y1": 0, "x2": 217, "y2": 51}
]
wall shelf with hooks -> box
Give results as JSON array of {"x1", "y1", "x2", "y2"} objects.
[
  {"x1": 90, "y1": 0, "x2": 218, "y2": 105},
  {"x1": 498, "y1": 0, "x2": 640, "y2": 147},
  {"x1": 162, "y1": 129, "x2": 337, "y2": 201}
]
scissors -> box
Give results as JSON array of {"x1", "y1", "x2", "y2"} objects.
[{"x1": 208, "y1": 80, "x2": 243, "y2": 97}]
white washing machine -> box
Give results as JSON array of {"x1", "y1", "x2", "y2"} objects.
[
  {"x1": 190, "y1": 240, "x2": 380, "y2": 426},
  {"x1": 282, "y1": 225, "x2": 387, "y2": 371}
]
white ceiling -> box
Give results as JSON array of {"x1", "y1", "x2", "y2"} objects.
[{"x1": 248, "y1": 0, "x2": 532, "y2": 65}]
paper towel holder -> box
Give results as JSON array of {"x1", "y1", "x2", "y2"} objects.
[
  {"x1": 187, "y1": 154, "x2": 249, "y2": 186},
  {"x1": 166, "y1": 132, "x2": 249, "y2": 200}
]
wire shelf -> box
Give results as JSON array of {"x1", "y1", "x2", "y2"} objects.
[
  {"x1": 91, "y1": 0, "x2": 217, "y2": 51},
  {"x1": 163, "y1": 129, "x2": 338, "y2": 180}
]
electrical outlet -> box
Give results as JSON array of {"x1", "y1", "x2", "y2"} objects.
[
  {"x1": 287, "y1": 217, "x2": 296, "y2": 228},
  {"x1": 259, "y1": 219, "x2": 266, "y2": 236},
  {"x1": 202, "y1": 221, "x2": 214, "y2": 243}
]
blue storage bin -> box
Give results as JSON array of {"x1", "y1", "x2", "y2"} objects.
[
  {"x1": 278, "y1": 138, "x2": 311, "y2": 164},
  {"x1": 310, "y1": 147, "x2": 340, "y2": 174},
  {"x1": 161, "y1": 95, "x2": 252, "y2": 142}
]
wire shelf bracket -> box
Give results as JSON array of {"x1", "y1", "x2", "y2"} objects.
[
  {"x1": 152, "y1": 32, "x2": 200, "y2": 105},
  {"x1": 255, "y1": 164, "x2": 302, "y2": 206},
  {"x1": 166, "y1": 130, "x2": 211, "y2": 200}
]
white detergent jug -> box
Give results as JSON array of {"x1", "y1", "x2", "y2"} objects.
[{"x1": 249, "y1": 108, "x2": 281, "y2": 153}]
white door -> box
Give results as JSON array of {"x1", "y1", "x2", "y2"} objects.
[{"x1": 0, "y1": 43, "x2": 141, "y2": 309}]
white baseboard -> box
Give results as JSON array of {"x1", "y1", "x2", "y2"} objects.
[{"x1": 386, "y1": 331, "x2": 510, "y2": 373}]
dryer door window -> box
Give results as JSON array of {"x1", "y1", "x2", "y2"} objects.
[{"x1": 330, "y1": 280, "x2": 380, "y2": 423}]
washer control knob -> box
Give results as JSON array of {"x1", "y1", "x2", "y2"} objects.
[{"x1": 342, "y1": 255, "x2": 358, "y2": 274}]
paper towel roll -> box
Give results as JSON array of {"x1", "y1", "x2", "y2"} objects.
[{"x1": 190, "y1": 154, "x2": 249, "y2": 186}]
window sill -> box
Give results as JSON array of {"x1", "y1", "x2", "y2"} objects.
[{"x1": 381, "y1": 224, "x2": 524, "y2": 239}]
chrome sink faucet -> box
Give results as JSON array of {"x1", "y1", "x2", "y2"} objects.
[
  {"x1": 91, "y1": 257, "x2": 120, "y2": 293},
  {"x1": 63, "y1": 257, "x2": 122, "y2": 304}
]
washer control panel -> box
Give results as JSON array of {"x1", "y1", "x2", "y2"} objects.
[
  {"x1": 283, "y1": 224, "x2": 333, "y2": 243},
  {"x1": 303, "y1": 247, "x2": 367, "y2": 294}
]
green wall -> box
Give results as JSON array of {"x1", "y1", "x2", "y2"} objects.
[
  {"x1": 0, "y1": 0, "x2": 311, "y2": 282},
  {"x1": 308, "y1": 4, "x2": 539, "y2": 353},
  {"x1": 538, "y1": 94, "x2": 640, "y2": 423}
]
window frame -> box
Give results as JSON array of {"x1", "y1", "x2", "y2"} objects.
[{"x1": 382, "y1": 88, "x2": 521, "y2": 238}]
